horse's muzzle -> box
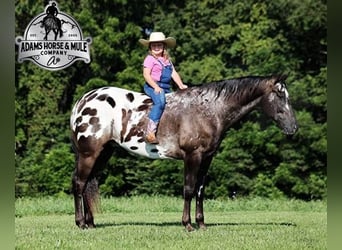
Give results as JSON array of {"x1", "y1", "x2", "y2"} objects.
[{"x1": 283, "y1": 123, "x2": 298, "y2": 135}]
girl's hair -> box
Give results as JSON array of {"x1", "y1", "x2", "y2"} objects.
[{"x1": 148, "y1": 43, "x2": 171, "y2": 60}]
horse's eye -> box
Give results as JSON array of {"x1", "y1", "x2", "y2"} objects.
[
  {"x1": 276, "y1": 90, "x2": 285, "y2": 97},
  {"x1": 277, "y1": 108, "x2": 285, "y2": 114}
]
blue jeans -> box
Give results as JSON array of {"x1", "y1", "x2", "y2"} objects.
[{"x1": 144, "y1": 83, "x2": 170, "y2": 123}]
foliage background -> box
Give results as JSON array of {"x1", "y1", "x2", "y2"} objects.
[{"x1": 15, "y1": 0, "x2": 327, "y2": 200}]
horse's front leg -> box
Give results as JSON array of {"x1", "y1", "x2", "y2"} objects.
[
  {"x1": 182, "y1": 153, "x2": 201, "y2": 232},
  {"x1": 195, "y1": 156, "x2": 213, "y2": 230},
  {"x1": 195, "y1": 177, "x2": 207, "y2": 229}
]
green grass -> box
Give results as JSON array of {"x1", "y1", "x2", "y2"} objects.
[{"x1": 15, "y1": 196, "x2": 327, "y2": 249}]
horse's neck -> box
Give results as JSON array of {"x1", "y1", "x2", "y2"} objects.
[
  {"x1": 234, "y1": 95, "x2": 262, "y2": 118},
  {"x1": 220, "y1": 87, "x2": 265, "y2": 130}
]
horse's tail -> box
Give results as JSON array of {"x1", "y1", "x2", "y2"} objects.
[{"x1": 84, "y1": 175, "x2": 100, "y2": 214}]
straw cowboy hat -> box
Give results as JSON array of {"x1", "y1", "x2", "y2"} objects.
[{"x1": 139, "y1": 32, "x2": 176, "y2": 48}]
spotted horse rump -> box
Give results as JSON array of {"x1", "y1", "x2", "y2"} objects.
[
  {"x1": 70, "y1": 75, "x2": 298, "y2": 231},
  {"x1": 70, "y1": 86, "x2": 173, "y2": 159}
]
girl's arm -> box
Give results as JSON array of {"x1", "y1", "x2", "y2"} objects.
[{"x1": 171, "y1": 69, "x2": 188, "y2": 89}]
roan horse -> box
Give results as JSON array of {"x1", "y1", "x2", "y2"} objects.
[{"x1": 70, "y1": 75, "x2": 298, "y2": 231}]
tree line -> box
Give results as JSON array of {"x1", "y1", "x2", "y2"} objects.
[{"x1": 15, "y1": 0, "x2": 326, "y2": 200}]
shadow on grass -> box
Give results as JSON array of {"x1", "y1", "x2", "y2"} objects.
[{"x1": 95, "y1": 221, "x2": 296, "y2": 228}]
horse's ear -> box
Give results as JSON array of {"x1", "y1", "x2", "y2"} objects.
[
  {"x1": 272, "y1": 74, "x2": 287, "y2": 84},
  {"x1": 279, "y1": 74, "x2": 288, "y2": 82}
]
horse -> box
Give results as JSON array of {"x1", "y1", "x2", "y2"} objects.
[
  {"x1": 41, "y1": 15, "x2": 63, "y2": 40},
  {"x1": 70, "y1": 75, "x2": 298, "y2": 231}
]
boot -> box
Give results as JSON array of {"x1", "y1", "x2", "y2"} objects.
[{"x1": 145, "y1": 119, "x2": 159, "y2": 144}]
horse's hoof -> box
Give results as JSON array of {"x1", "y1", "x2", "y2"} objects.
[
  {"x1": 76, "y1": 221, "x2": 86, "y2": 229},
  {"x1": 79, "y1": 224, "x2": 88, "y2": 230},
  {"x1": 199, "y1": 224, "x2": 207, "y2": 230},
  {"x1": 185, "y1": 224, "x2": 195, "y2": 232}
]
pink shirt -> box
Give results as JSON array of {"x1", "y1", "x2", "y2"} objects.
[{"x1": 143, "y1": 55, "x2": 171, "y2": 82}]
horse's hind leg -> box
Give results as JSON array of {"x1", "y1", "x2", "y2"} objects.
[
  {"x1": 73, "y1": 142, "x2": 115, "y2": 229},
  {"x1": 72, "y1": 154, "x2": 96, "y2": 229},
  {"x1": 82, "y1": 143, "x2": 115, "y2": 228},
  {"x1": 44, "y1": 28, "x2": 49, "y2": 40},
  {"x1": 83, "y1": 176, "x2": 98, "y2": 228},
  {"x1": 57, "y1": 20, "x2": 63, "y2": 38},
  {"x1": 53, "y1": 30, "x2": 58, "y2": 40}
]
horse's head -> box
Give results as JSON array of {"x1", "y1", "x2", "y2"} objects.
[{"x1": 261, "y1": 76, "x2": 298, "y2": 135}]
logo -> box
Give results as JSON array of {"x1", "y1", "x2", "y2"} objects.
[{"x1": 15, "y1": 1, "x2": 92, "y2": 71}]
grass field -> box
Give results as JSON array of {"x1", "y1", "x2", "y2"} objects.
[{"x1": 15, "y1": 196, "x2": 327, "y2": 249}]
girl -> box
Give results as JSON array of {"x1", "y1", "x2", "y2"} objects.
[{"x1": 139, "y1": 32, "x2": 188, "y2": 144}]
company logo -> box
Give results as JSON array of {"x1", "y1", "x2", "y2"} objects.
[{"x1": 15, "y1": 1, "x2": 92, "y2": 71}]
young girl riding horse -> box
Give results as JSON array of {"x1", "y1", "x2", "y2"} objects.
[{"x1": 139, "y1": 32, "x2": 188, "y2": 144}]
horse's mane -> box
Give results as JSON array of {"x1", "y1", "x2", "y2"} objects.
[{"x1": 184, "y1": 75, "x2": 285, "y2": 104}]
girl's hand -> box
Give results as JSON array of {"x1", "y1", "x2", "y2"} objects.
[
  {"x1": 154, "y1": 86, "x2": 163, "y2": 93},
  {"x1": 179, "y1": 84, "x2": 188, "y2": 90}
]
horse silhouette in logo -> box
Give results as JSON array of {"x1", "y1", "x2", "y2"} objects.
[
  {"x1": 41, "y1": 2, "x2": 63, "y2": 40},
  {"x1": 33, "y1": 2, "x2": 75, "y2": 40}
]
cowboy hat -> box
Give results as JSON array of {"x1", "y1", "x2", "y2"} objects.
[{"x1": 139, "y1": 32, "x2": 176, "y2": 48}]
